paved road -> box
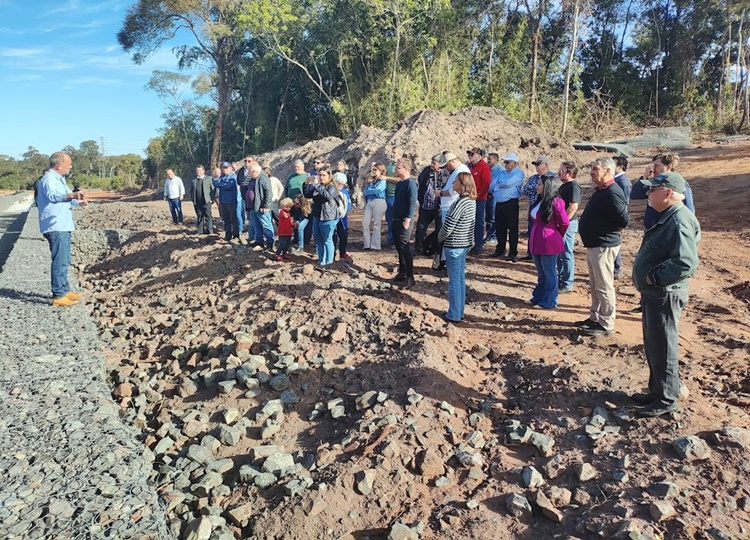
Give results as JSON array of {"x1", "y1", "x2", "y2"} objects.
[{"x1": 0, "y1": 192, "x2": 32, "y2": 273}]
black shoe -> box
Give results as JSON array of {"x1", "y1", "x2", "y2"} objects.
[
  {"x1": 520, "y1": 254, "x2": 533, "y2": 261},
  {"x1": 490, "y1": 251, "x2": 506, "y2": 258},
  {"x1": 630, "y1": 306, "x2": 643, "y2": 314},
  {"x1": 573, "y1": 319, "x2": 596, "y2": 328},
  {"x1": 505, "y1": 255, "x2": 519, "y2": 262},
  {"x1": 583, "y1": 322, "x2": 614, "y2": 336},
  {"x1": 400, "y1": 277, "x2": 416, "y2": 290},
  {"x1": 392, "y1": 274, "x2": 406, "y2": 283},
  {"x1": 636, "y1": 401, "x2": 681, "y2": 418},
  {"x1": 442, "y1": 314, "x2": 461, "y2": 324},
  {"x1": 630, "y1": 392, "x2": 657, "y2": 405}
]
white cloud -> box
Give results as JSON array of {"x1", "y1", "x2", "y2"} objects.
[
  {"x1": 0, "y1": 47, "x2": 46, "y2": 57},
  {"x1": 64, "y1": 76, "x2": 123, "y2": 88},
  {"x1": 8, "y1": 74, "x2": 43, "y2": 82}
]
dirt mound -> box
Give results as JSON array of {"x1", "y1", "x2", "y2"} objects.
[{"x1": 258, "y1": 107, "x2": 596, "y2": 185}]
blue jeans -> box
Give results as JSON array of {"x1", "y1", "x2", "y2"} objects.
[
  {"x1": 296, "y1": 218, "x2": 309, "y2": 250},
  {"x1": 167, "y1": 198, "x2": 183, "y2": 223},
  {"x1": 474, "y1": 200, "x2": 486, "y2": 250},
  {"x1": 314, "y1": 217, "x2": 337, "y2": 265},
  {"x1": 251, "y1": 210, "x2": 275, "y2": 247},
  {"x1": 236, "y1": 194, "x2": 245, "y2": 234},
  {"x1": 385, "y1": 195, "x2": 395, "y2": 243},
  {"x1": 485, "y1": 197, "x2": 495, "y2": 239},
  {"x1": 44, "y1": 231, "x2": 71, "y2": 298},
  {"x1": 614, "y1": 250, "x2": 622, "y2": 277},
  {"x1": 445, "y1": 246, "x2": 470, "y2": 321},
  {"x1": 532, "y1": 254, "x2": 559, "y2": 309},
  {"x1": 557, "y1": 218, "x2": 578, "y2": 290}
]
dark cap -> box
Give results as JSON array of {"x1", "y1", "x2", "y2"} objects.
[
  {"x1": 221, "y1": 161, "x2": 232, "y2": 168},
  {"x1": 640, "y1": 171, "x2": 686, "y2": 194},
  {"x1": 467, "y1": 147, "x2": 485, "y2": 156}
]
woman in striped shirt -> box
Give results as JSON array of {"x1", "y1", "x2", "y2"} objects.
[{"x1": 438, "y1": 172, "x2": 477, "y2": 322}]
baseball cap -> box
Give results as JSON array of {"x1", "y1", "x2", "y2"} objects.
[
  {"x1": 502, "y1": 152, "x2": 519, "y2": 163},
  {"x1": 532, "y1": 155, "x2": 550, "y2": 166},
  {"x1": 221, "y1": 161, "x2": 232, "y2": 168},
  {"x1": 442, "y1": 152, "x2": 458, "y2": 162},
  {"x1": 640, "y1": 171, "x2": 686, "y2": 194},
  {"x1": 431, "y1": 153, "x2": 443, "y2": 163},
  {"x1": 467, "y1": 147, "x2": 485, "y2": 156}
]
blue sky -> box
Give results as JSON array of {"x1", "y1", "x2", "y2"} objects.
[{"x1": 0, "y1": 0, "x2": 198, "y2": 159}]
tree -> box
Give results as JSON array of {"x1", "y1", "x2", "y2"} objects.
[{"x1": 118, "y1": 0, "x2": 247, "y2": 167}]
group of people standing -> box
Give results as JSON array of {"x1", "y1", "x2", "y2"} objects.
[{"x1": 36, "y1": 145, "x2": 701, "y2": 419}]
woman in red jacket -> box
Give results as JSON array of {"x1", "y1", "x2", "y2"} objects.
[{"x1": 528, "y1": 172, "x2": 570, "y2": 309}]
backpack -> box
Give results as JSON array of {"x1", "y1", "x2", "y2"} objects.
[{"x1": 334, "y1": 191, "x2": 348, "y2": 219}]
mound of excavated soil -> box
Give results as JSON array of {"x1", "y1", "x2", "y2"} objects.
[{"x1": 258, "y1": 107, "x2": 598, "y2": 186}]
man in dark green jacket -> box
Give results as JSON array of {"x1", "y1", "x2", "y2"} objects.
[{"x1": 631, "y1": 171, "x2": 700, "y2": 417}]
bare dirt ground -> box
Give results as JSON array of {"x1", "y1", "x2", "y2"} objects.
[{"x1": 75, "y1": 137, "x2": 750, "y2": 540}]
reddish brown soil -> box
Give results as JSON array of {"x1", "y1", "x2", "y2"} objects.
[{"x1": 78, "y1": 139, "x2": 750, "y2": 540}]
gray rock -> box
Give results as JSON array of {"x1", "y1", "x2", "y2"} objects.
[
  {"x1": 507, "y1": 425, "x2": 533, "y2": 445},
  {"x1": 706, "y1": 527, "x2": 734, "y2": 540},
  {"x1": 356, "y1": 391, "x2": 379, "y2": 410},
  {"x1": 578, "y1": 463, "x2": 597, "y2": 482},
  {"x1": 218, "y1": 424, "x2": 242, "y2": 446},
  {"x1": 650, "y1": 500, "x2": 676, "y2": 522},
  {"x1": 355, "y1": 469, "x2": 377, "y2": 495},
  {"x1": 201, "y1": 435, "x2": 221, "y2": 453},
  {"x1": 573, "y1": 488, "x2": 591, "y2": 506},
  {"x1": 261, "y1": 452, "x2": 295, "y2": 474},
  {"x1": 521, "y1": 466, "x2": 545, "y2": 489},
  {"x1": 435, "y1": 476, "x2": 452, "y2": 487},
  {"x1": 719, "y1": 426, "x2": 750, "y2": 449},
  {"x1": 239, "y1": 465, "x2": 260, "y2": 483},
  {"x1": 222, "y1": 407, "x2": 240, "y2": 425},
  {"x1": 250, "y1": 445, "x2": 281, "y2": 461},
  {"x1": 279, "y1": 389, "x2": 299, "y2": 405},
  {"x1": 253, "y1": 473, "x2": 277, "y2": 488},
  {"x1": 543, "y1": 454, "x2": 566, "y2": 479},
  {"x1": 217, "y1": 380, "x2": 236, "y2": 394},
  {"x1": 186, "y1": 444, "x2": 213, "y2": 465},
  {"x1": 179, "y1": 380, "x2": 199, "y2": 398},
  {"x1": 612, "y1": 471, "x2": 629, "y2": 483},
  {"x1": 439, "y1": 401, "x2": 455, "y2": 415},
  {"x1": 192, "y1": 472, "x2": 223, "y2": 497},
  {"x1": 284, "y1": 476, "x2": 313, "y2": 497},
  {"x1": 648, "y1": 481, "x2": 678, "y2": 498},
  {"x1": 505, "y1": 492, "x2": 533, "y2": 519},
  {"x1": 388, "y1": 522, "x2": 419, "y2": 540},
  {"x1": 154, "y1": 436, "x2": 175, "y2": 456},
  {"x1": 48, "y1": 500, "x2": 74, "y2": 518},
  {"x1": 673, "y1": 435, "x2": 712, "y2": 461},
  {"x1": 469, "y1": 343, "x2": 491, "y2": 359},
  {"x1": 530, "y1": 432, "x2": 555, "y2": 456},
  {"x1": 182, "y1": 516, "x2": 213, "y2": 540},
  {"x1": 465, "y1": 430, "x2": 485, "y2": 448},
  {"x1": 330, "y1": 405, "x2": 346, "y2": 419},
  {"x1": 261, "y1": 423, "x2": 281, "y2": 440},
  {"x1": 269, "y1": 374, "x2": 291, "y2": 391}
]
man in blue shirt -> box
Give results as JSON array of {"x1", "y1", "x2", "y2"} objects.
[
  {"x1": 613, "y1": 156, "x2": 632, "y2": 279},
  {"x1": 37, "y1": 152, "x2": 87, "y2": 306},
  {"x1": 489, "y1": 152, "x2": 524, "y2": 261},
  {"x1": 391, "y1": 157, "x2": 418, "y2": 290},
  {"x1": 212, "y1": 162, "x2": 240, "y2": 242}
]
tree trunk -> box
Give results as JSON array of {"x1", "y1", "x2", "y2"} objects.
[
  {"x1": 529, "y1": 27, "x2": 540, "y2": 121},
  {"x1": 388, "y1": 16, "x2": 401, "y2": 125},
  {"x1": 562, "y1": 0, "x2": 581, "y2": 137}
]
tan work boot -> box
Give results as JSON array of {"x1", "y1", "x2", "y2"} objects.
[
  {"x1": 52, "y1": 296, "x2": 79, "y2": 307},
  {"x1": 66, "y1": 291, "x2": 83, "y2": 301}
]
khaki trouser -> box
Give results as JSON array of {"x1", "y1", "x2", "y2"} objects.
[
  {"x1": 362, "y1": 198, "x2": 387, "y2": 250},
  {"x1": 586, "y1": 246, "x2": 620, "y2": 331}
]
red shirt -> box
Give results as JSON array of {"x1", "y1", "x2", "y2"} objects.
[
  {"x1": 470, "y1": 160, "x2": 491, "y2": 201},
  {"x1": 278, "y1": 209, "x2": 294, "y2": 236}
]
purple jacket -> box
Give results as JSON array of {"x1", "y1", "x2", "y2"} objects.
[{"x1": 529, "y1": 197, "x2": 569, "y2": 255}]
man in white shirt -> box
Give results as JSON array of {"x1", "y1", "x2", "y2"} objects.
[{"x1": 163, "y1": 169, "x2": 186, "y2": 224}]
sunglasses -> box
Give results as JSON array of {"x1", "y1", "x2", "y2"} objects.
[{"x1": 503, "y1": 160, "x2": 512, "y2": 164}]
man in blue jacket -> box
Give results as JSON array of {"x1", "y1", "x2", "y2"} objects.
[
  {"x1": 631, "y1": 172, "x2": 700, "y2": 417},
  {"x1": 392, "y1": 158, "x2": 418, "y2": 290},
  {"x1": 213, "y1": 162, "x2": 239, "y2": 242}
]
